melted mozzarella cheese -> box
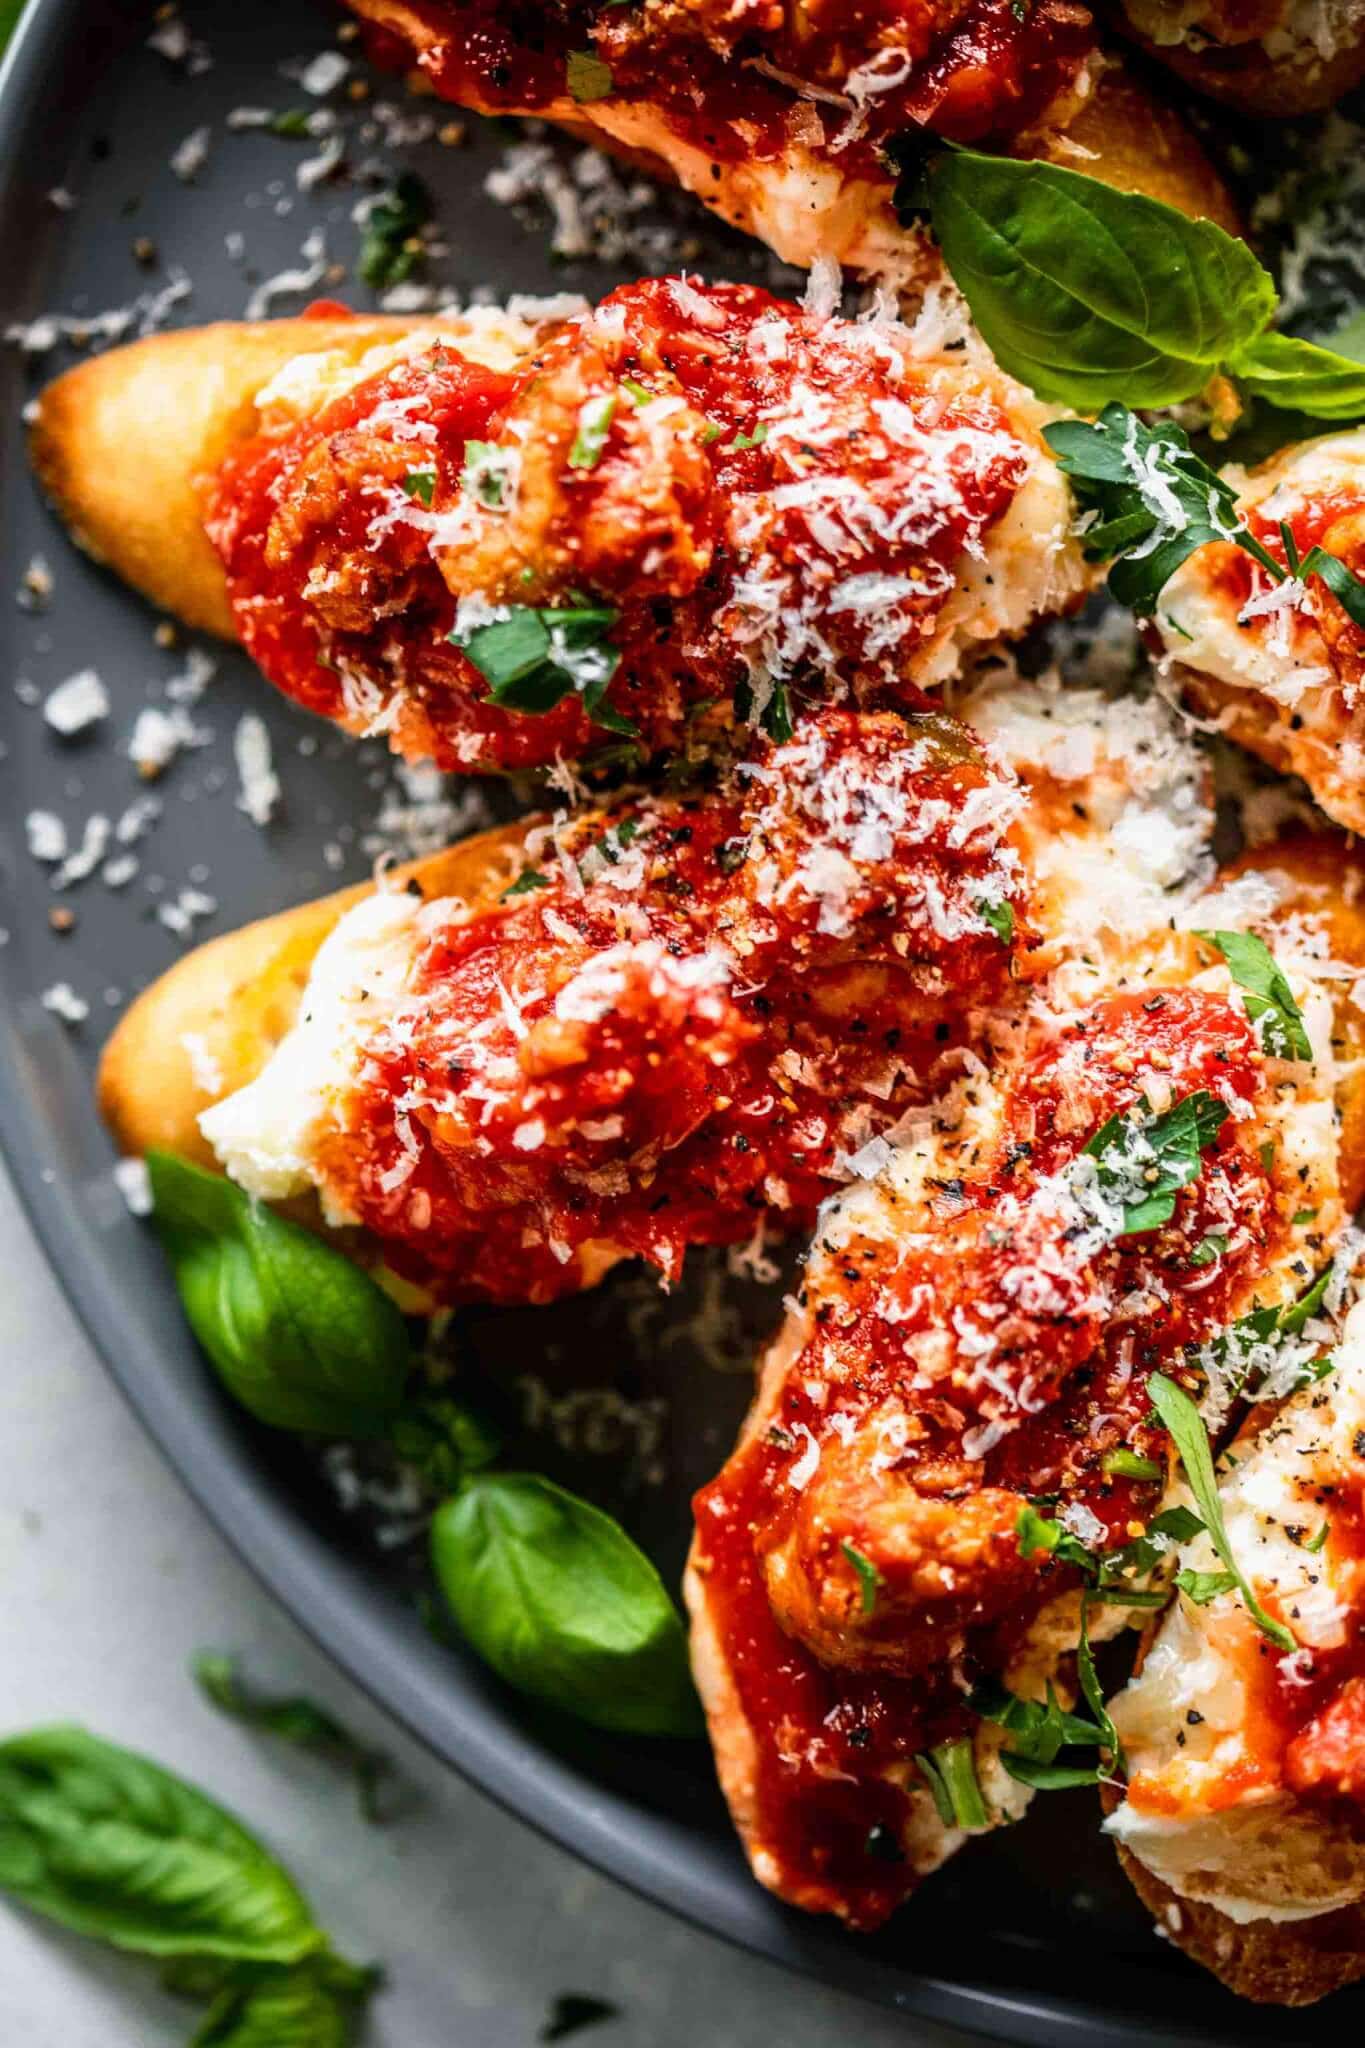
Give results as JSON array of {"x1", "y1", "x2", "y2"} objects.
[
  {"x1": 1105, "y1": 1300, "x2": 1365, "y2": 1922},
  {"x1": 198, "y1": 887, "x2": 426, "y2": 1214}
]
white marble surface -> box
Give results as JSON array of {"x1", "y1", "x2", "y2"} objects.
[{"x1": 0, "y1": 1163, "x2": 985, "y2": 2048}]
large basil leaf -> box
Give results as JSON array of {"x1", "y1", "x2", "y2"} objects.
[
  {"x1": 0, "y1": 1727, "x2": 320, "y2": 1961},
  {"x1": 1226, "y1": 330, "x2": 1365, "y2": 421},
  {"x1": 927, "y1": 151, "x2": 1275, "y2": 410},
  {"x1": 148, "y1": 1152, "x2": 411, "y2": 1436},
  {"x1": 431, "y1": 1475, "x2": 702, "y2": 1737}
]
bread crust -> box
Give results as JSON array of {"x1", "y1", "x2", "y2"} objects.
[
  {"x1": 29, "y1": 315, "x2": 423, "y2": 635},
  {"x1": 1115, "y1": 17, "x2": 1365, "y2": 116},
  {"x1": 96, "y1": 820, "x2": 538, "y2": 1169}
]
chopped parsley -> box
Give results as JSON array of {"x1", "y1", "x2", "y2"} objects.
[
  {"x1": 969, "y1": 1677, "x2": 1108, "y2": 1791},
  {"x1": 1148, "y1": 1371, "x2": 1296, "y2": 1651},
  {"x1": 402, "y1": 469, "x2": 436, "y2": 507},
  {"x1": 1188, "y1": 1232, "x2": 1228, "y2": 1269},
  {"x1": 461, "y1": 440, "x2": 517, "y2": 511},
  {"x1": 569, "y1": 392, "x2": 618, "y2": 471},
  {"x1": 1306, "y1": 1521, "x2": 1331, "y2": 1554},
  {"x1": 566, "y1": 49, "x2": 614, "y2": 101},
  {"x1": 1082, "y1": 1089, "x2": 1228, "y2": 1237},
  {"x1": 841, "y1": 1540, "x2": 884, "y2": 1616},
  {"x1": 1100, "y1": 1447, "x2": 1163, "y2": 1482},
  {"x1": 451, "y1": 604, "x2": 636, "y2": 735},
  {"x1": 1043, "y1": 404, "x2": 1365, "y2": 625},
  {"x1": 1195, "y1": 929, "x2": 1312, "y2": 1062},
  {"x1": 1173, "y1": 1567, "x2": 1237, "y2": 1605},
  {"x1": 357, "y1": 171, "x2": 431, "y2": 291}
]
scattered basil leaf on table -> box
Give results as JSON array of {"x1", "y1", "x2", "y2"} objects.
[
  {"x1": 0, "y1": 1726, "x2": 320, "y2": 1961},
  {"x1": 924, "y1": 149, "x2": 1365, "y2": 420},
  {"x1": 192, "y1": 1653, "x2": 392, "y2": 1826},
  {"x1": 189, "y1": 1956, "x2": 376, "y2": 2048},
  {"x1": 148, "y1": 1152, "x2": 411, "y2": 1436},
  {"x1": 1148, "y1": 1373, "x2": 1296, "y2": 1651},
  {"x1": 1194, "y1": 930, "x2": 1312, "y2": 1061},
  {"x1": 431, "y1": 1473, "x2": 702, "y2": 1736},
  {"x1": 357, "y1": 172, "x2": 430, "y2": 291},
  {"x1": 540, "y1": 1992, "x2": 621, "y2": 2043}
]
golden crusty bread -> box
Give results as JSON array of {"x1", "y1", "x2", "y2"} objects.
[
  {"x1": 97, "y1": 820, "x2": 537, "y2": 1170},
  {"x1": 29, "y1": 315, "x2": 424, "y2": 636},
  {"x1": 346, "y1": 0, "x2": 1241, "y2": 237},
  {"x1": 1113, "y1": 8, "x2": 1365, "y2": 118}
]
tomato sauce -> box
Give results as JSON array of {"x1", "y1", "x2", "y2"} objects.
[
  {"x1": 692, "y1": 986, "x2": 1284, "y2": 1924},
  {"x1": 359, "y1": 0, "x2": 1097, "y2": 167},
  {"x1": 315, "y1": 709, "x2": 1030, "y2": 1303},
  {"x1": 206, "y1": 278, "x2": 1033, "y2": 774}
]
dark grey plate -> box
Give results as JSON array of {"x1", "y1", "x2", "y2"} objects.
[{"x1": 0, "y1": 3, "x2": 1353, "y2": 2041}]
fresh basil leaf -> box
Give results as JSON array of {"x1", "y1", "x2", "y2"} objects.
[
  {"x1": 1188, "y1": 1233, "x2": 1229, "y2": 1270},
  {"x1": 431, "y1": 1474, "x2": 702, "y2": 1736},
  {"x1": 927, "y1": 151, "x2": 1276, "y2": 410},
  {"x1": 357, "y1": 172, "x2": 430, "y2": 292},
  {"x1": 503, "y1": 865, "x2": 550, "y2": 899},
  {"x1": 1195, "y1": 929, "x2": 1312, "y2": 1062},
  {"x1": 1076, "y1": 1592, "x2": 1122, "y2": 1766},
  {"x1": 913, "y1": 1738, "x2": 987, "y2": 1828},
  {"x1": 452, "y1": 605, "x2": 628, "y2": 731},
  {"x1": 191, "y1": 1955, "x2": 377, "y2": 2048},
  {"x1": 969, "y1": 1680, "x2": 1103, "y2": 1764},
  {"x1": 977, "y1": 898, "x2": 1014, "y2": 944},
  {"x1": 1148, "y1": 1372, "x2": 1296, "y2": 1651},
  {"x1": 1301, "y1": 542, "x2": 1365, "y2": 631},
  {"x1": 148, "y1": 1153, "x2": 411, "y2": 1437},
  {"x1": 1174, "y1": 1567, "x2": 1238, "y2": 1605},
  {"x1": 1225, "y1": 329, "x2": 1365, "y2": 421},
  {"x1": 402, "y1": 469, "x2": 435, "y2": 507},
  {"x1": 0, "y1": 1726, "x2": 320, "y2": 1961},
  {"x1": 566, "y1": 50, "x2": 613, "y2": 100},
  {"x1": 568, "y1": 392, "x2": 617, "y2": 471},
  {"x1": 1015, "y1": 1503, "x2": 1097, "y2": 1574},
  {"x1": 999, "y1": 1756, "x2": 1104, "y2": 1790},
  {"x1": 192, "y1": 1655, "x2": 390, "y2": 1826},
  {"x1": 841, "y1": 1541, "x2": 883, "y2": 1616},
  {"x1": 1044, "y1": 408, "x2": 1241, "y2": 614},
  {"x1": 391, "y1": 1394, "x2": 502, "y2": 1492},
  {"x1": 1083, "y1": 1089, "x2": 1228, "y2": 1236},
  {"x1": 1100, "y1": 1447, "x2": 1164, "y2": 1480}
]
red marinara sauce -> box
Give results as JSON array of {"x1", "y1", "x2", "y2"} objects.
[
  {"x1": 311, "y1": 710, "x2": 1031, "y2": 1303},
  {"x1": 205, "y1": 278, "x2": 1032, "y2": 774},
  {"x1": 692, "y1": 986, "x2": 1281, "y2": 1925},
  {"x1": 359, "y1": 0, "x2": 1096, "y2": 167}
]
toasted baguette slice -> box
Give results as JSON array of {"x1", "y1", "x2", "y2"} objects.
[
  {"x1": 348, "y1": 0, "x2": 1240, "y2": 246},
  {"x1": 1115, "y1": 0, "x2": 1365, "y2": 116},
  {"x1": 29, "y1": 315, "x2": 428, "y2": 636},
  {"x1": 98, "y1": 820, "x2": 536, "y2": 1171}
]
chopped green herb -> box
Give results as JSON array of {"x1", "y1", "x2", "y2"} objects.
[
  {"x1": 725, "y1": 423, "x2": 769, "y2": 454},
  {"x1": 503, "y1": 867, "x2": 550, "y2": 898},
  {"x1": 1306, "y1": 1521, "x2": 1330, "y2": 1554},
  {"x1": 270, "y1": 109, "x2": 313, "y2": 138},
  {"x1": 402, "y1": 469, "x2": 436, "y2": 507},
  {"x1": 357, "y1": 171, "x2": 431, "y2": 292},
  {"x1": 717, "y1": 836, "x2": 750, "y2": 875},
  {"x1": 761, "y1": 677, "x2": 793, "y2": 743},
  {"x1": 1188, "y1": 1233, "x2": 1228, "y2": 1269},
  {"x1": 1195, "y1": 930, "x2": 1312, "y2": 1062},
  {"x1": 569, "y1": 392, "x2": 618, "y2": 471},
  {"x1": 969, "y1": 1677, "x2": 1105, "y2": 1777},
  {"x1": 1148, "y1": 1371, "x2": 1296, "y2": 1651},
  {"x1": 977, "y1": 898, "x2": 1015, "y2": 945},
  {"x1": 452, "y1": 604, "x2": 632, "y2": 733},
  {"x1": 1101, "y1": 1448, "x2": 1163, "y2": 1482},
  {"x1": 1259, "y1": 1139, "x2": 1276, "y2": 1173},
  {"x1": 461, "y1": 440, "x2": 516, "y2": 510},
  {"x1": 841, "y1": 1540, "x2": 884, "y2": 1616},
  {"x1": 913, "y1": 1737, "x2": 988, "y2": 1829},
  {"x1": 566, "y1": 49, "x2": 613, "y2": 100},
  {"x1": 621, "y1": 377, "x2": 656, "y2": 407},
  {"x1": 1293, "y1": 1208, "x2": 1319, "y2": 1227},
  {"x1": 1083, "y1": 1089, "x2": 1228, "y2": 1237},
  {"x1": 1174, "y1": 1567, "x2": 1238, "y2": 1605},
  {"x1": 700, "y1": 420, "x2": 723, "y2": 445}
]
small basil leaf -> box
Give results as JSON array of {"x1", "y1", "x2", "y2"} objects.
[
  {"x1": 1148, "y1": 1373, "x2": 1296, "y2": 1651},
  {"x1": 1194, "y1": 929, "x2": 1312, "y2": 1062},
  {"x1": 1174, "y1": 1567, "x2": 1238, "y2": 1606},
  {"x1": 191, "y1": 1956, "x2": 377, "y2": 2048},
  {"x1": 1301, "y1": 543, "x2": 1365, "y2": 632},
  {"x1": 356, "y1": 172, "x2": 430, "y2": 292},
  {"x1": 0, "y1": 1726, "x2": 320, "y2": 1961},
  {"x1": 1226, "y1": 329, "x2": 1365, "y2": 422},
  {"x1": 1000, "y1": 1756, "x2": 1104, "y2": 1790},
  {"x1": 192, "y1": 1654, "x2": 391, "y2": 1826},
  {"x1": 927, "y1": 152, "x2": 1276, "y2": 410},
  {"x1": 391, "y1": 1394, "x2": 502, "y2": 1493},
  {"x1": 148, "y1": 1152, "x2": 411, "y2": 1437},
  {"x1": 431, "y1": 1474, "x2": 702, "y2": 1737}
]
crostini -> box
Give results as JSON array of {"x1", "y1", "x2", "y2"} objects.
[
  {"x1": 1151, "y1": 428, "x2": 1365, "y2": 836},
  {"x1": 33, "y1": 278, "x2": 1090, "y2": 775},
  {"x1": 1106, "y1": 1291, "x2": 1365, "y2": 2004},
  {"x1": 347, "y1": 0, "x2": 1240, "y2": 270},
  {"x1": 1115, "y1": 0, "x2": 1365, "y2": 116},
  {"x1": 686, "y1": 673, "x2": 1365, "y2": 1922},
  {"x1": 100, "y1": 706, "x2": 1032, "y2": 1306}
]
